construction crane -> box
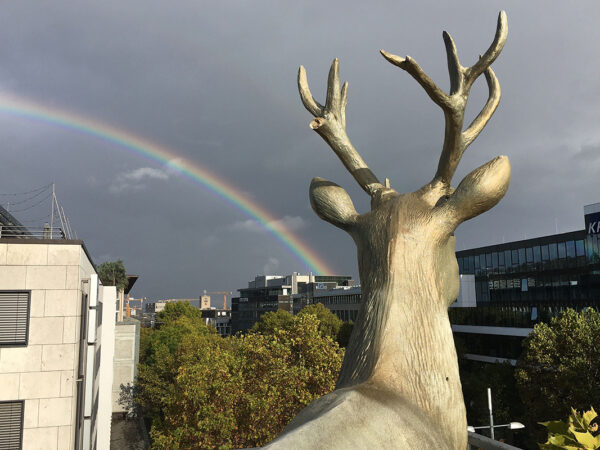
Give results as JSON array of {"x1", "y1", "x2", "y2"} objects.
[{"x1": 207, "y1": 291, "x2": 232, "y2": 309}]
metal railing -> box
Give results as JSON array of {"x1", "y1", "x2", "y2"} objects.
[
  {"x1": 468, "y1": 432, "x2": 522, "y2": 449},
  {"x1": 0, "y1": 224, "x2": 67, "y2": 240}
]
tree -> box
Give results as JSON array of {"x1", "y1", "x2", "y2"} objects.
[
  {"x1": 336, "y1": 321, "x2": 354, "y2": 347},
  {"x1": 97, "y1": 259, "x2": 128, "y2": 291},
  {"x1": 155, "y1": 300, "x2": 204, "y2": 327},
  {"x1": 250, "y1": 309, "x2": 294, "y2": 335},
  {"x1": 136, "y1": 307, "x2": 215, "y2": 423},
  {"x1": 296, "y1": 302, "x2": 342, "y2": 340},
  {"x1": 136, "y1": 310, "x2": 344, "y2": 449},
  {"x1": 516, "y1": 308, "x2": 600, "y2": 424}
]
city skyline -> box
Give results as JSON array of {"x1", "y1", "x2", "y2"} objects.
[{"x1": 1, "y1": 1, "x2": 599, "y2": 300}]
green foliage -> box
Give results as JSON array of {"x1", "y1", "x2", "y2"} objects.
[
  {"x1": 296, "y1": 302, "x2": 342, "y2": 340},
  {"x1": 97, "y1": 259, "x2": 128, "y2": 291},
  {"x1": 516, "y1": 309, "x2": 600, "y2": 423},
  {"x1": 337, "y1": 321, "x2": 353, "y2": 347},
  {"x1": 250, "y1": 309, "x2": 294, "y2": 335},
  {"x1": 539, "y1": 407, "x2": 600, "y2": 449},
  {"x1": 136, "y1": 307, "x2": 344, "y2": 449},
  {"x1": 251, "y1": 303, "x2": 345, "y2": 344},
  {"x1": 156, "y1": 301, "x2": 204, "y2": 327}
]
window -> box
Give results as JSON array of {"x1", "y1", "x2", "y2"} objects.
[
  {"x1": 504, "y1": 250, "x2": 512, "y2": 272},
  {"x1": 558, "y1": 242, "x2": 567, "y2": 259},
  {"x1": 518, "y1": 248, "x2": 526, "y2": 267},
  {"x1": 526, "y1": 247, "x2": 533, "y2": 264},
  {"x1": 0, "y1": 401, "x2": 24, "y2": 450},
  {"x1": 576, "y1": 240, "x2": 585, "y2": 257},
  {"x1": 541, "y1": 245, "x2": 549, "y2": 262},
  {"x1": 549, "y1": 243, "x2": 558, "y2": 260},
  {"x1": 0, "y1": 291, "x2": 30, "y2": 346},
  {"x1": 566, "y1": 240, "x2": 576, "y2": 259},
  {"x1": 533, "y1": 246, "x2": 541, "y2": 264}
]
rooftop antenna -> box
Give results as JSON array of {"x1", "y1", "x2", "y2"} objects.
[{"x1": 50, "y1": 183, "x2": 55, "y2": 238}]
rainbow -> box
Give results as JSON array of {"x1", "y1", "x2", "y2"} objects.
[{"x1": 0, "y1": 93, "x2": 334, "y2": 275}]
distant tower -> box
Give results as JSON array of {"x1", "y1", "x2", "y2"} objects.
[{"x1": 201, "y1": 293, "x2": 211, "y2": 309}]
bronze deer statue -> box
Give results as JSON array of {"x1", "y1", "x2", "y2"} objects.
[{"x1": 265, "y1": 12, "x2": 509, "y2": 450}]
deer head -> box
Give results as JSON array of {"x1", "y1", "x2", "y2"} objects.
[
  {"x1": 300, "y1": 12, "x2": 509, "y2": 308},
  {"x1": 297, "y1": 13, "x2": 509, "y2": 449}
]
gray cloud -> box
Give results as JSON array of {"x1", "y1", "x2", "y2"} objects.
[
  {"x1": 109, "y1": 167, "x2": 170, "y2": 194},
  {"x1": 229, "y1": 216, "x2": 307, "y2": 234},
  {"x1": 0, "y1": 0, "x2": 598, "y2": 299}
]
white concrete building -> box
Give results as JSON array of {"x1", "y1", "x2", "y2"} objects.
[
  {"x1": 112, "y1": 319, "x2": 139, "y2": 413},
  {"x1": 0, "y1": 240, "x2": 116, "y2": 450}
]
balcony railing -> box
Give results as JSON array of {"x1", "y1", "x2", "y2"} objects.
[
  {"x1": 0, "y1": 224, "x2": 67, "y2": 239},
  {"x1": 468, "y1": 432, "x2": 522, "y2": 449}
]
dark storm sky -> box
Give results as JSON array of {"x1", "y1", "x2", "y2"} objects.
[{"x1": 1, "y1": 1, "x2": 599, "y2": 303}]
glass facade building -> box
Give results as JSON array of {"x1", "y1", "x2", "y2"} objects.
[
  {"x1": 450, "y1": 203, "x2": 600, "y2": 361},
  {"x1": 455, "y1": 230, "x2": 600, "y2": 307}
]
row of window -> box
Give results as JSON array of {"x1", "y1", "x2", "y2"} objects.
[
  {"x1": 315, "y1": 294, "x2": 361, "y2": 305},
  {"x1": 473, "y1": 273, "x2": 600, "y2": 303},
  {"x1": 449, "y1": 304, "x2": 599, "y2": 328},
  {"x1": 331, "y1": 309, "x2": 358, "y2": 322},
  {"x1": 458, "y1": 239, "x2": 587, "y2": 276}
]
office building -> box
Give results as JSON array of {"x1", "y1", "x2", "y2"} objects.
[
  {"x1": 200, "y1": 309, "x2": 232, "y2": 337},
  {"x1": 0, "y1": 238, "x2": 116, "y2": 449},
  {"x1": 231, "y1": 273, "x2": 353, "y2": 333},
  {"x1": 450, "y1": 202, "x2": 600, "y2": 363}
]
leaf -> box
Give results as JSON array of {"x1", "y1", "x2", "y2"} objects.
[
  {"x1": 541, "y1": 420, "x2": 571, "y2": 435},
  {"x1": 583, "y1": 408, "x2": 598, "y2": 429},
  {"x1": 571, "y1": 430, "x2": 599, "y2": 449}
]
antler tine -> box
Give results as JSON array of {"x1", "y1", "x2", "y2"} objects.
[
  {"x1": 326, "y1": 59, "x2": 342, "y2": 114},
  {"x1": 463, "y1": 66, "x2": 500, "y2": 148},
  {"x1": 442, "y1": 31, "x2": 462, "y2": 95},
  {"x1": 340, "y1": 81, "x2": 348, "y2": 129},
  {"x1": 298, "y1": 60, "x2": 385, "y2": 196},
  {"x1": 465, "y1": 11, "x2": 507, "y2": 90},
  {"x1": 298, "y1": 66, "x2": 325, "y2": 117},
  {"x1": 380, "y1": 50, "x2": 452, "y2": 110}
]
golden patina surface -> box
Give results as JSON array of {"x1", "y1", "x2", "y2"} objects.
[{"x1": 266, "y1": 12, "x2": 510, "y2": 450}]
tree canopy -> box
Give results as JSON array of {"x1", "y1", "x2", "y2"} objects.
[
  {"x1": 136, "y1": 307, "x2": 344, "y2": 448},
  {"x1": 515, "y1": 308, "x2": 600, "y2": 423},
  {"x1": 296, "y1": 303, "x2": 343, "y2": 340},
  {"x1": 251, "y1": 303, "x2": 349, "y2": 346},
  {"x1": 250, "y1": 309, "x2": 294, "y2": 335},
  {"x1": 97, "y1": 259, "x2": 128, "y2": 291}
]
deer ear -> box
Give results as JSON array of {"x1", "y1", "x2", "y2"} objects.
[
  {"x1": 310, "y1": 177, "x2": 358, "y2": 230},
  {"x1": 445, "y1": 155, "x2": 510, "y2": 226}
]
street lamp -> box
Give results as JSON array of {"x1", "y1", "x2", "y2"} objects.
[
  {"x1": 467, "y1": 388, "x2": 525, "y2": 439},
  {"x1": 468, "y1": 423, "x2": 525, "y2": 433}
]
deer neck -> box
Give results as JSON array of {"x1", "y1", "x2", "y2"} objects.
[{"x1": 336, "y1": 201, "x2": 466, "y2": 446}]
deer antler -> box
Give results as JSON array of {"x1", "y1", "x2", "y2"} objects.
[
  {"x1": 381, "y1": 11, "x2": 507, "y2": 186},
  {"x1": 298, "y1": 59, "x2": 385, "y2": 196}
]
